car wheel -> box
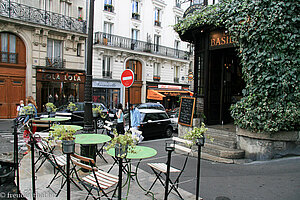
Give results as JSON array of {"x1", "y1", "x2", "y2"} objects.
[
  {"x1": 165, "y1": 127, "x2": 173, "y2": 138},
  {"x1": 96, "y1": 118, "x2": 105, "y2": 129}
]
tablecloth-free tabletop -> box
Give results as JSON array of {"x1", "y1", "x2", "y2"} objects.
[
  {"x1": 75, "y1": 134, "x2": 111, "y2": 144},
  {"x1": 107, "y1": 146, "x2": 157, "y2": 159},
  {"x1": 40, "y1": 117, "x2": 70, "y2": 122},
  {"x1": 50, "y1": 125, "x2": 83, "y2": 131}
]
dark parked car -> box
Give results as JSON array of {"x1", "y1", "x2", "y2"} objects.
[
  {"x1": 137, "y1": 103, "x2": 165, "y2": 111},
  {"x1": 139, "y1": 109, "x2": 173, "y2": 138},
  {"x1": 55, "y1": 102, "x2": 111, "y2": 129},
  {"x1": 138, "y1": 109, "x2": 173, "y2": 139}
]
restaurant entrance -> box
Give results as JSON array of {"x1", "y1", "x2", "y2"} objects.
[{"x1": 207, "y1": 48, "x2": 244, "y2": 124}]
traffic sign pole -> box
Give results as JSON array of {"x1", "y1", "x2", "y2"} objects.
[{"x1": 121, "y1": 69, "x2": 134, "y2": 131}]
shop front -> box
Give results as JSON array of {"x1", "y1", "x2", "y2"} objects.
[
  {"x1": 146, "y1": 82, "x2": 192, "y2": 110},
  {"x1": 36, "y1": 68, "x2": 86, "y2": 113},
  {"x1": 92, "y1": 80, "x2": 122, "y2": 110},
  {"x1": 180, "y1": 28, "x2": 245, "y2": 125}
]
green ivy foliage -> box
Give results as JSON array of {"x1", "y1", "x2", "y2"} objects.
[{"x1": 175, "y1": 0, "x2": 299, "y2": 133}]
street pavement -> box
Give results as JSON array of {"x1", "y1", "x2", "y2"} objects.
[{"x1": 1, "y1": 119, "x2": 300, "y2": 200}]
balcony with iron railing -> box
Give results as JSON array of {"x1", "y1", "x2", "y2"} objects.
[
  {"x1": 45, "y1": 57, "x2": 65, "y2": 69},
  {"x1": 94, "y1": 32, "x2": 190, "y2": 60},
  {"x1": 0, "y1": 52, "x2": 17, "y2": 64},
  {"x1": 102, "y1": 71, "x2": 112, "y2": 78},
  {"x1": 0, "y1": 0, "x2": 86, "y2": 34}
]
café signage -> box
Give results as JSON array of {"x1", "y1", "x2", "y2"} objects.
[
  {"x1": 209, "y1": 30, "x2": 235, "y2": 50},
  {"x1": 37, "y1": 71, "x2": 85, "y2": 83}
]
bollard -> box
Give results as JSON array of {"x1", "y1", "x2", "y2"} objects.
[
  {"x1": 164, "y1": 140, "x2": 175, "y2": 200},
  {"x1": 29, "y1": 135, "x2": 36, "y2": 200},
  {"x1": 196, "y1": 137, "x2": 205, "y2": 200},
  {"x1": 13, "y1": 119, "x2": 20, "y2": 196},
  {"x1": 66, "y1": 153, "x2": 71, "y2": 200},
  {"x1": 118, "y1": 157, "x2": 122, "y2": 200}
]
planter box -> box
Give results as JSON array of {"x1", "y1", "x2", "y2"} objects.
[{"x1": 236, "y1": 127, "x2": 300, "y2": 160}]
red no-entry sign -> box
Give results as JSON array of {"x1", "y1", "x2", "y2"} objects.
[{"x1": 121, "y1": 69, "x2": 134, "y2": 88}]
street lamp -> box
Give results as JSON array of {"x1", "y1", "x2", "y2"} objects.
[
  {"x1": 82, "y1": 0, "x2": 95, "y2": 159},
  {"x1": 196, "y1": 136, "x2": 205, "y2": 200},
  {"x1": 164, "y1": 140, "x2": 175, "y2": 200}
]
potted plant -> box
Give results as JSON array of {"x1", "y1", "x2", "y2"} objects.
[
  {"x1": 184, "y1": 122, "x2": 212, "y2": 146},
  {"x1": 20, "y1": 106, "x2": 34, "y2": 116},
  {"x1": 105, "y1": 129, "x2": 138, "y2": 158},
  {"x1": 45, "y1": 102, "x2": 57, "y2": 113},
  {"x1": 92, "y1": 106, "x2": 102, "y2": 117},
  {"x1": 50, "y1": 125, "x2": 77, "y2": 154},
  {"x1": 78, "y1": 15, "x2": 83, "y2": 21},
  {"x1": 67, "y1": 102, "x2": 77, "y2": 112}
]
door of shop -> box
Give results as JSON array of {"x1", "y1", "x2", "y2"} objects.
[
  {"x1": 125, "y1": 60, "x2": 142, "y2": 105},
  {"x1": 0, "y1": 76, "x2": 25, "y2": 118},
  {"x1": 207, "y1": 49, "x2": 244, "y2": 124}
]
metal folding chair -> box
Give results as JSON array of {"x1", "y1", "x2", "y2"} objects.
[
  {"x1": 34, "y1": 142, "x2": 81, "y2": 197},
  {"x1": 147, "y1": 137, "x2": 193, "y2": 199},
  {"x1": 71, "y1": 153, "x2": 119, "y2": 200}
]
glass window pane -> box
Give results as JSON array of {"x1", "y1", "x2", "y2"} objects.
[{"x1": 1, "y1": 33, "x2": 8, "y2": 62}]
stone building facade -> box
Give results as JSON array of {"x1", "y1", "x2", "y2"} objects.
[
  {"x1": 0, "y1": 0, "x2": 87, "y2": 117},
  {"x1": 92, "y1": 0, "x2": 193, "y2": 110}
]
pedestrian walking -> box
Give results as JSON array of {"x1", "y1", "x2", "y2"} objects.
[
  {"x1": 116, "y1": 103, "x2": 125, "y2": 135},
  {"x1": 16, "y1": 100, "x2": 24, "y2": 116},
  {"x1": 23, "y1": 96, "x2": 38, "y2": 155},
  {"x1": 130, "y1": 104, "x2": 144, "y2": 143}
]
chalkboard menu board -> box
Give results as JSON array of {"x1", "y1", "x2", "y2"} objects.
[{"x1": 178, "y1": 97, "x2": 196, "y2": 127}]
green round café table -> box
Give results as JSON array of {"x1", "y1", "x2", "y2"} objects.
[
  {"x1": 106, "y1": 146, "x2": 157, "y2": 159},
  {"x1": 74, "y1": 134, "x2": 111, "y2": 144},
  {"x1": 75, "y1": 134, "x2": 111, "y2": 163},
  {"x1": 51, "y1": 125, "x2": 83, "y2": 131},
  {"x1": 107, "y1": 146, "x2": 157, "y2": 198},
  {"x1": 40, "y1": 117, "x2": 70, "y2": 122}
]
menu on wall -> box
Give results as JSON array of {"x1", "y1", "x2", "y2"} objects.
[{"x1": 178, "y1": 97, "x2": 196, "y2": 127}]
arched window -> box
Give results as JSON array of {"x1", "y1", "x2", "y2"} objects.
[{"x1": 0, "y1": 32, "x2": 25, "y2": 65}]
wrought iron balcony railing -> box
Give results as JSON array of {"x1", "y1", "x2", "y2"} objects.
[
  {"x1": 0, "y1": 0, "x2": 86, "y2": 34},
  {"x1": 102, "y1": 71, "x2": 112, "y2": 78},
  {"x1": 94, "y1": 32, "x2": 190, "y2": 60},
  {"x1": 45, "y1": 57, "x2": 65, "y2": 69},
  {"x1": 0, "y1": 51, "x2": 17, "y2": 64}
]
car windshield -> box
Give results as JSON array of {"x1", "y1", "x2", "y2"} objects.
[{"x1": 137, "y1": 103, "x2": 165, "y2": 110}]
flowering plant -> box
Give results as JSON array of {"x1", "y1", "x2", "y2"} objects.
[
  {"x1": 105, "y1": 129, "x2": 138, "y2": 158},
  {"x1": 184, "y1": 122, "x2": 212, "y2": 146},
  {"x1": 45, "y1": 102, "x2": 57, "y2": 112},
  {"x1": 20, "y1": 106, "x2": 34, "y2": 115},
  {"x1": 67, "y1": 102, "x2": 77, "y2": 111},
  {"x1": 50, "y1": 124, "x2": 76, "y2": 141}
]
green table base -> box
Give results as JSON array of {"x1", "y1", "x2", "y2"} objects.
[{"x1": 75, "y1": 134, "x2": 111, "y2": 144}]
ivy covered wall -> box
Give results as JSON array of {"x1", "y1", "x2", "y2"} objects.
[{"x1": 175, "y1": 0, "x2": 299, "y2": 133}]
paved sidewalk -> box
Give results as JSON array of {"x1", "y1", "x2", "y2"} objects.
[{"x1": 19, "y1": 144, "x2": 196, "y2": 200}]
